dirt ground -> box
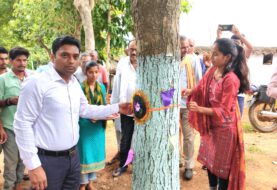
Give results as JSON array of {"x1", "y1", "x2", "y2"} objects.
[{"x1": 0, "y1": 108, "x2": 276, "y2": 190}]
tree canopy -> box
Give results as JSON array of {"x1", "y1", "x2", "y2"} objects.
[{"x1": 0, "y1": 0, "x2": 190, "y2": 68}]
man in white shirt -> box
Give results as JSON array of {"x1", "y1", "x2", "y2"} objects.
[
  {"x1": 179, "y1": 36, "x2": 202, "y2": 180},
  {"x1": 108, "y1": 56, "x2": 130, "y2": 165},
  {"x1": 112, "y1": 40, "x2": 137, "y2": 177},
  {"x1": 13, "y1": 36, "x2": 132, "y2": 190}
]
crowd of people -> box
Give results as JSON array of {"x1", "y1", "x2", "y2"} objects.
[{"x1": 0, "y1": 24, "x2": 275, "y2": 190}]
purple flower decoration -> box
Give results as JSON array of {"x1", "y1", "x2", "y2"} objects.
[
  {"x1": 160, "y1": 88, "x2": 175, "y2": 107},
  {"x1": 134, "y1": 102, "x2": 141, "y2": 112}
]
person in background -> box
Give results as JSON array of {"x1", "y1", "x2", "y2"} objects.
[
  {"x1": 0, "y1": 46, "x2": 9, "y2": 161},
  {"x1": 267, "y1": 66, "x2": 277, "y2": 190},
  {"x1": 179, "y1": 36, "x2": 202, "y2": 180},
  {"x1": 188, "y1": 38, "x2": 203, "y2": 77},
  {"x1": 199, "y1": 52, "x2": 212, "y2": 75},
  {"x1": 0, "y1": 47, "x2": 31, "y2": 190},
  {"x1": 0, "y1": 47, "x2": 9, "y2": 75},
  {"x1": 108, "y1": 45, "x2": 132, "y2": 165},
  {"x1": 185, "y1": 38, "x2": 249, "y2": 190},
  {"x1": 78, "y1": 61, "x2": 108, "y2": 190},
  {"x1": 217, "y1": 25, "x2": 253, "y2": 116},
  {"x1": 36, "y1": 62, "x2": 53, "y2": 73},
  {"x1": 0, "y1": 46, "x2": 9, "y2": 157},
  {"x1": 89, "y1": 50, "x2": 109, "y2": 91},
  {"x1": 13, "y1": 36, "x2": 132, "y2": 190},
  {"x1": 267, "y1": 67, "x2": 277, "y2": 99},
  {"x1": 74, "y1": 52, "x2": 91, "y2": 83},
  {"x1": 112, "y1": 40, "x2": 137, "y2": 177}
]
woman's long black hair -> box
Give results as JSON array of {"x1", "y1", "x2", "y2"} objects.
[{"x1": 214, "y1": 38, "x2": 250, "y2": 93}]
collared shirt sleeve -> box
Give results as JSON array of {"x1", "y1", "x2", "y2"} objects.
[
  {"x1": 14, "y1": 77, "x2": 43, "y2": 170},
  {"x1": 119, "y1": 68, "x2": 129, "y2": 103},
  {"x1": 111, "y1": 73, "x2": 121, "y2": 104},
  {"x1": 79, "y1": 86, "x2": 119, "y2": 119}
]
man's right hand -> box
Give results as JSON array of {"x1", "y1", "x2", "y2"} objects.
[
  {"x1": 9, "y1": 96, "x2": 19, "y2": 105},
  {"x1": 29, "y1": 166, "x2": 47, "y2": 190},
  {"x1": 0, "y1": 124, "x2": 7, "y2": 144},
  {"x1": 119, "y1": 103, "x2": 133, "y2": 115}
]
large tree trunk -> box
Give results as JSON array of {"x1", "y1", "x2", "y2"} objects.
[
  {"x1": 132, "y1": 0, "x2": 180, "y2": 189},
  {"x1": 73, "y1": 0, "x2": 95, "y2": 51}
]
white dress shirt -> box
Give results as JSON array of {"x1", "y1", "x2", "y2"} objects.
[
  {"x1": 112, "y1": 59, "x2": 136, "y2": 103},
  {"x1": 14, "y1": 67, "x2": 119, "y2": 170},
  {"x1": 111, "y1": 56, "x2": 130, "y2": 104}
]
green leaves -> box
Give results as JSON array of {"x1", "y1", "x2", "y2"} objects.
[
  {"x1": 0, "y1": 0, "x2": 190, "y2": 67},
  {"x1": 181, "y1": 0, "x2": 192, "y2": 13},
  {"x1": 93, "y1": 0, "x2": 133, "y2": 59}
]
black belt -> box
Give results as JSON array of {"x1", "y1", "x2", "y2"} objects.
[{"x1": 37, "y1": 146, "x2": 76, "y2": 157}]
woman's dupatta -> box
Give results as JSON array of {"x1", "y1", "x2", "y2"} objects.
[
  {"x1": 228, "y1": 105, "x2": 246, "y2": 190},
  {"x1": 187, "y1": 67, "x2": 216, "y2": 136}
]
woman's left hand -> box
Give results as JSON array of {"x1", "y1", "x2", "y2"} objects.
[{"x1": 188, "y1": 101, "x2": 199, "y2": 112}]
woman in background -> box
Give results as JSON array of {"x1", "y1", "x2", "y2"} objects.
[{"x1": 78, "y1": 61, "x2": 107, "y2": 190}]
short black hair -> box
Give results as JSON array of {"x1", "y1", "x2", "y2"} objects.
[
  {"x1": 0, "y1": 47, "x2": 8, "y2": 54},
  {"x1": 9, "y1": 47, "x2": 30, "y2": 60},
  {"x1": 52, "y1": 36, "x2": 81, "y2": 55},
  {"x1": 85, "y1": 61, "x2": 99, "y2": 72}
]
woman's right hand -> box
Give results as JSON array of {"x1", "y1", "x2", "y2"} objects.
[{"x1": 181, "y1": 88, "x2": 192, "y2": 97}]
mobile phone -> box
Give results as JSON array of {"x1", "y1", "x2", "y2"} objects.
[{"x1": 219, "y1": 24, "x2": 233, "y2": 31}]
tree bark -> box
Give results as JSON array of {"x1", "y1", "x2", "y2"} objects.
[
  {"x1": 37, "y1": 37, "x2": 51, "y2": 58},
  {"x1": 132, "y1": 0, "x2": 180, "y2": 189},
  {"x1": 73, "y1": 15, "x2": 83, "y2": 41},
  {"x1": 73, "y1": 0, "x2": 95, "y2": 51}
]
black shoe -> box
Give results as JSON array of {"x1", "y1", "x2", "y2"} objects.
[
  {"x1": 184, "y1": 168, "x2": 193, "y2": 180},
  {"x1": 112, "y1": 167, "x2": 127, "y2": 177}
]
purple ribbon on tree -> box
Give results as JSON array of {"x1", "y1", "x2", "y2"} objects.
[
  {"x1": 160, "y1": 88, "x2": 175, "y2": 109},
  {"x1": 123, "y1": 149, "x2": 135, "y2": 167}
]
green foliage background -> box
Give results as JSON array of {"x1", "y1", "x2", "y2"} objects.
[{"x1": 0, "y1": 0, "x2": 190, "y2": 69}]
